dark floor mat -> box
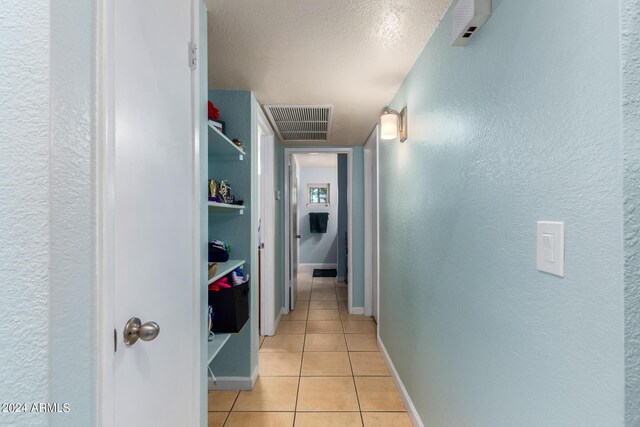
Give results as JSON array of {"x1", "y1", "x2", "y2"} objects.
[{"x1": 313, "y1": 269, "x2": 337, "y2": 278}]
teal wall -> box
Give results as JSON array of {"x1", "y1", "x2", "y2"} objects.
[
  {"x1": 623, "y1": 0, "x2": 640, "y2": 424},
  {"x1": 274, "y1": 139, "x2": 286, "y2": 322},
  {"x1": 337, "y1": 154, "x2": 348, "y2": 278},
  {"x1": 208, "y1": 90, "x2": 259, "y2": 378},
  {"x1": 276, "y1": 146, "x2": 365, "y2": 310},
  {"x1": 378, "y1": 1, "x2": 625, "y2": 426},
  {"x1": 351, "y1": 148, "x2": 364, "y2": 308}
]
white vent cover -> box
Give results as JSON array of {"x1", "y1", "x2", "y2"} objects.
[
  {"x1": 264, "y1": 105, "x2": 333, "y2": 142},
  {"x1": 451, "y1": 0, "x2": 491, "y2": 47}
]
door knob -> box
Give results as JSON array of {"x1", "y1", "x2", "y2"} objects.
[
  {"x1": 123, "y1": 317, "x2": 160, "y2": 345},
  {"x1": 296, "y1": 235, "x2": 301, "y2": 239}
]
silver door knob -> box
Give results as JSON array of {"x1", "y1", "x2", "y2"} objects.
[{"x1": 123, "y1": 317, "x2": 160, "y2": 345}]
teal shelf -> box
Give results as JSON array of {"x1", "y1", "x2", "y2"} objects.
[
  {"x1": 208, "y1": 259, "x2": 245, "y2": 285},
  {"x1": 208, "y1": 121, "x2": 245, "y2": 160},
  {"x1": 208, "y1": 201, "x2": 244, "y2": 214},
  {"x1": 207, "y1": 333, "x2": 231, "y2": 365}
]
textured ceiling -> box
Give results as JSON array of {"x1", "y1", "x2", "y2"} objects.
[{"x1": 205, "y1": 0, "x2": 449, "y2": 146}]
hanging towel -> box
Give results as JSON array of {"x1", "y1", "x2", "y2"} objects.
[{"x1": 309, "y1": 212, "x2": 329, "y2": 233}]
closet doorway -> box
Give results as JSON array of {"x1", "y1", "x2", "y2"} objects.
[{"x1": 284, "y1": 148, "x2": 354, "y2": 315}]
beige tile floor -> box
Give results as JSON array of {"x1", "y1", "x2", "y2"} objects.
[{"x1": 208, "y1": 271, "x2": 412, "y2": 426}]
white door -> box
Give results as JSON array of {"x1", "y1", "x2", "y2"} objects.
[
  {"x1": 289, "y1": 155, "x2": 300, "y2": 310},
  {"x1": 109, "y1": 0, "x2": 198, "y2": 425},
  {"x1": 259, "y1": 129, "x2": 276, "y2": 335}
]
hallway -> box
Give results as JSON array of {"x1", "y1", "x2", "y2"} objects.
[{"x1": 207, "y1": 269, "x2": 410, "y2": 426}]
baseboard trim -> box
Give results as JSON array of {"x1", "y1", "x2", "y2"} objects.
[
  {"x1": 273, "y1": 307, "x2": 285, "y2": 335},
  {"x1": 350, "y1": 307, "x2": 364, "y2": 315},
  {"x1": 208, "y1": 364, "x2": 259, "y2": 391},
  {"x1": 377, "y1": 336, "x2": 424, "y2": 427}
]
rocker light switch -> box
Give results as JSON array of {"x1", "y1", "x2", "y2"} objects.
[
  {"x1": 537, "y1": 221, "x2": 564, "y2": 277},
  {"x1": 542, "y1": 233, "x2": 554, "y2": 262}
]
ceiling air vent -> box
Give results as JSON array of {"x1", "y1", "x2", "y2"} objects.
[{"x1": 264, "y1": 105, "x2": 333, "y2": 142}]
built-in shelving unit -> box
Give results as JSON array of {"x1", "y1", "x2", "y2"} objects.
[
  {"x1": 205, "y1": 89, "x2": 256, "y2": 392},
  {"x1": 207, "y1": 333, "x2": 231, "y2": 365},
  {"x1": 208, "y1": 259, "x2": 246, "y2": 285},
  {"x1": 208, "y1": 121, "x2": 245, "y2": 160},
  {"x1": 207, "y1": 201, "x2": 244, "y2": 214}
]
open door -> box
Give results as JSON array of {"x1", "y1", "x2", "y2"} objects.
[
  {"x1": 258, "y1": 119, "x2": 276, "y2": 335},
  {"x1": 289, "y1": 155, "x2": 300, "y2": 310},
  {"x1": 102, "y1": 0, "x2": 200, "y2": 425}
]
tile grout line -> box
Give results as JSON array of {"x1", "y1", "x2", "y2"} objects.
[
  {"x1": 293, "y1": 273, "x2": 313, "y2": 425},
  {"x1": 222, "y1": 390, "x2": 241, "y2": 426}
]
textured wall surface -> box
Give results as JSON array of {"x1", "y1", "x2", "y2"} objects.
[
  {"x1": 623, "y1": 0, "x2": 640, "y2": 424},
  {"x1": 0, "y1": 2, "x2": 51, "y2": 425},
  {"x1": 337, "y1": 154, "x2": 348, "y2": 278},
  {"x1": 298, "y1": 166, "x2": 338, "y2": 264},
  {"x1": 49, "y1": 0, "x2": 96, "y2": 425},
  {"x1": 1, "y1": 1, "x2": 96, "y2": 425},
  {"x1": 378, "y1": 1, "x2": 624, "y2": 426}
]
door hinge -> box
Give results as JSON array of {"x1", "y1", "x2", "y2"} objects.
[
  {"x1": 189, "y1": 43, "x2": 198, "y2": 70},
  {"x1": 114, "y1": 328, "x2": 117, "y2": 353}
]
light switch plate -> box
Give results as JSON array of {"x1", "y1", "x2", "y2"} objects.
[{"x1": 537, "y1": 221, "x2": 564, "y2": 277}]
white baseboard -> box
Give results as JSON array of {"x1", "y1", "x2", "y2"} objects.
[
  {"x1": 273, "y1": 307, "x2": 285, "y2": 335},
  {"x1": 298, "y1": 263, "x2": 337, "y2": 272},
  {"x1": 377, "y1": 336, "x2": 424, "y2": 427},
  {"x1": 208, "y1": 364, "x2": 259, "y2": 391},
  {"x1": 349, "y1": 307, "x2": 364, "y2": 315}
]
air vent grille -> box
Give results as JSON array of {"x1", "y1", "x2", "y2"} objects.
[{"x1": 264, "y1": 105, "x2": 333, "y2": 142}]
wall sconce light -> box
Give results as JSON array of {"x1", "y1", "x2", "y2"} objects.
[{"x1": 380, "y1": 107, "x2": 407, "y2": 142}]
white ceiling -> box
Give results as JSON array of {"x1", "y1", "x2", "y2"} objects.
[
  {"x1": 204, "y1": 0, "x2": 449, "y2": 146},
  {"x1": 294, "y1": 153, "x2": 338, "y2": 168}
]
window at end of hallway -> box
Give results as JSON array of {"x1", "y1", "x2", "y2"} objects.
[{"x1": 307, "y1": 183, "x2": 330, "y2": 206}]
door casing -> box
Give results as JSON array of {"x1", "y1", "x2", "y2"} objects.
[
  {"x1": 283, "y1": 147, "x2": 354, "y2": 314},
  {"x1": 363, "y1": 128, "x2": 380, "y2": 320}
]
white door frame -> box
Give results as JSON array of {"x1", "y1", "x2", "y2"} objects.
[
  {"x1": 96, "y1": 0, "x2": 203, "y2": 424},
  {"x1": 284, "y1": 147, "x2": 354, "y2": 313},
  {"x1": 363, "y1": 128, "x2": 380, "y2": 319},
  {"x1": 258, "y1": 109, "x2": 277, "y2": 336}
]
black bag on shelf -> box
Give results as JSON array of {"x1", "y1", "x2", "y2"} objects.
[
  {"x1": 208, "y1": 244, "x2": 230, "y2": 262},
  {"x1": 208, "y1": 280, "x2": 249, "y2": 333}
]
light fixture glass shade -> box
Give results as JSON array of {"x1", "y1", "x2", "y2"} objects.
[{"x1": 380, "y1": 112, "x2": 398, "y2": 140}]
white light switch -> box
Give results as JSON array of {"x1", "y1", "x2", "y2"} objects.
[
  {"x1": 542, "y1": 233, "x2": 554, "y2": 262},
  {"x1": 537, "y1": 221, "x2": 564, "y2": 277}
]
